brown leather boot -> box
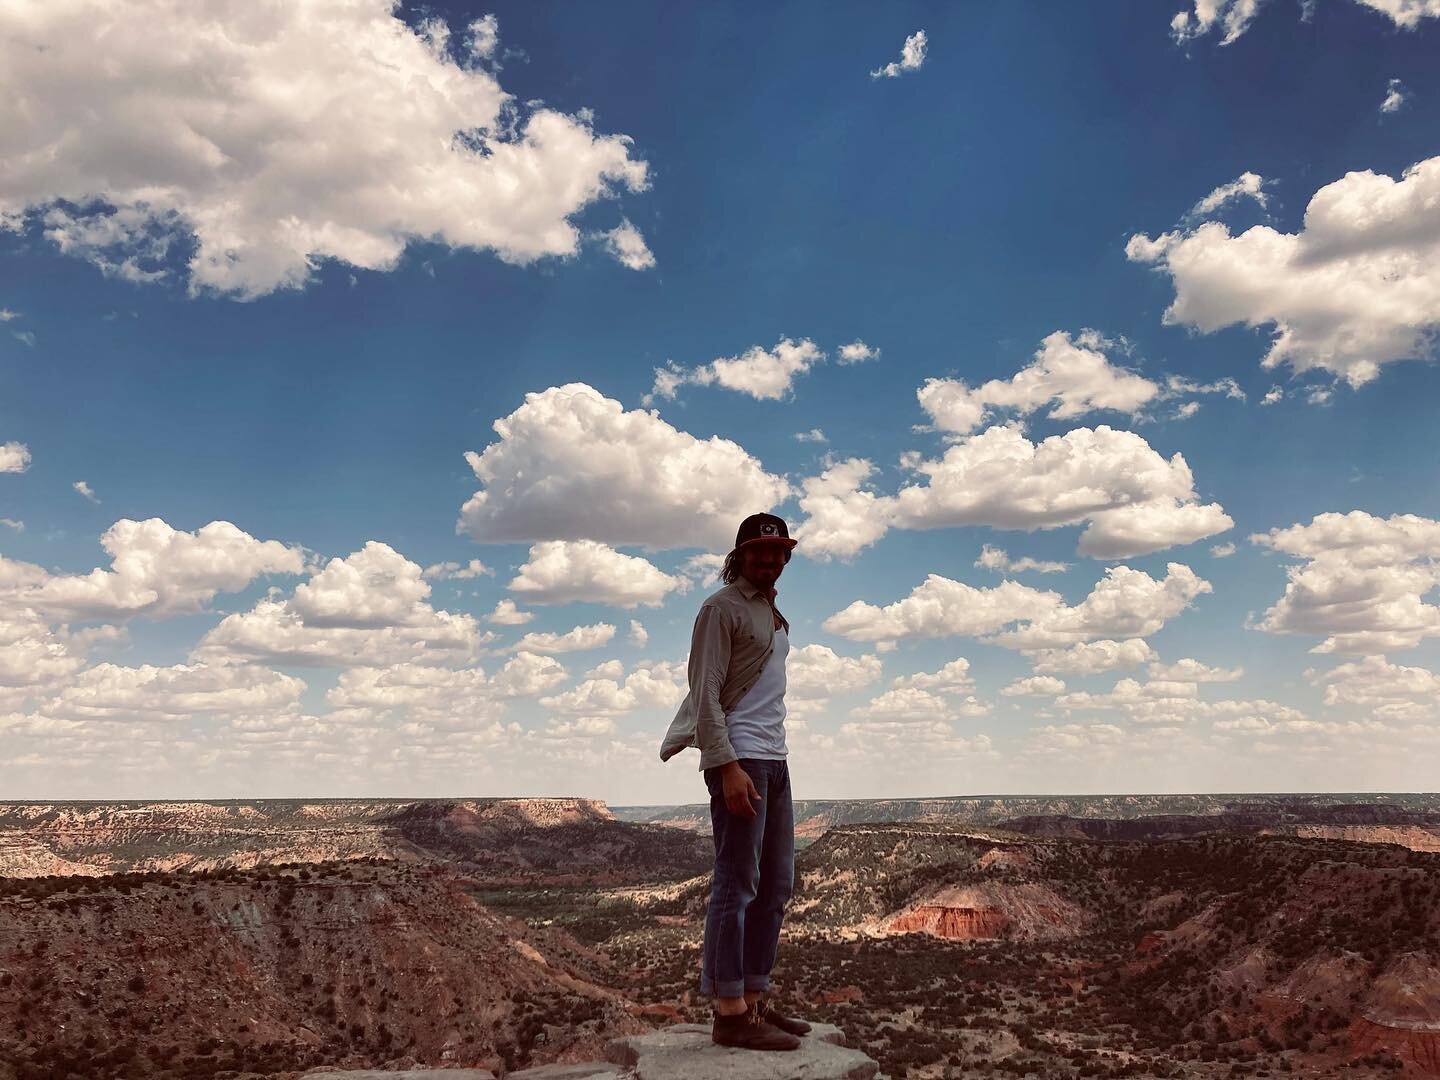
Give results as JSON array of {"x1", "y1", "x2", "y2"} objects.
[{"x1": 711, "y1": 1001, "x2": 802, "y2": 1050}]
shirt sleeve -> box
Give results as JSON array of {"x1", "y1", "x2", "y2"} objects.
[{"x1": 689, "y1": 603, "x2": 737, "y2": 768}]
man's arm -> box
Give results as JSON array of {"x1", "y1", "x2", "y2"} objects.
[
  {"x1": 690, "y1": 602, "x2": 761, "y2": 819},
  {"x1": 690, "y1": 603, "x2": 737, "y2": 769}
]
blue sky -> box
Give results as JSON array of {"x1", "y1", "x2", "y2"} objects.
[{"x1": 3, "y1": 0, "x2": 1440, "y2": 802}]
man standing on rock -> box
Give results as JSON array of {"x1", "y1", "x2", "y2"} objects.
[{"x1": 659, "y1": 512, "x2": 814, "y2": 1052}]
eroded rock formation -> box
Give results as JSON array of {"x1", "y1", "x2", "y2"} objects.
[{"x1": 878, "y1": 881, "x2": 1090, "y2": 941}]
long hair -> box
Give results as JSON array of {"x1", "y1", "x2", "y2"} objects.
[{"x1": 720, "y1": 546, "x2": 792, "y2": 585}]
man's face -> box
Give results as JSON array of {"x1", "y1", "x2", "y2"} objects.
[{"x1": 739, "y1": 542, "x2": 787, "y2": 590}]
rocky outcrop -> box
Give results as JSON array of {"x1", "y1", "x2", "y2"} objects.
[
  {"x1": 603, "y1": 1021, "x2": 880, "y2": 1079},
  {"x1": 1349, "y1": 1018, "x2": 1440, "y2": 1076},
  {"x1": 975, "y1": 846, "x2": 1032, "y2": 872},
  {"x1": 304, "y1": 1023, "x2": 883, "y2": 1080},
  {"x1": 884, "y1": 904, "x2": 1010, "y2": 939},
  {"x1": 1348, "y1": 953, "x2": 1440, "y2": 1075}
]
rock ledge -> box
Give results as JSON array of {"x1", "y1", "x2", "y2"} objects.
[{"x1": 307, "y1": 1020, "x2": 884, "y2": 1080}]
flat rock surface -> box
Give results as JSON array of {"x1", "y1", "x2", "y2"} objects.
[
  {"x1": 304, "y1": 1071, "x2": 497, "y2": 1079},
  {"x1": 299, "y1": 1021, "x2": 878, "y2": 1080},
  {"x1": 604, "y1": 1022, "x2": 879, "y2": 1080}
]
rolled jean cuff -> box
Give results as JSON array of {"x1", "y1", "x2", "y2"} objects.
[
  {"x1": 744, "y1": 974, "x2": 771, "y2": 992},
  {"x1": 700, "y1": 975, "x2": 745, "y2": 997}
]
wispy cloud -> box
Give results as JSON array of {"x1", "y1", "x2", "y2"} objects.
[
  {"x1": 598, "y1": 219, "x2": 656, "y2": 271},
  {"x1": 1381, "y1": 78, "x2": 1409, "y2": 114},
  {"x1": 837, "y1": 340, "x2": 879, "y2": 363},
  {"x1": 644, "y1": 337, "x2": 825, "y2": 403}
]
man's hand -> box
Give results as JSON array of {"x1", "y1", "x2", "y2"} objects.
[{"x1": 721, "y1": 762, "x2": 761, "y2": 819}]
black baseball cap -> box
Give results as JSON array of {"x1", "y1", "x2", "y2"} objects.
[{"x1": 734, "y1": 512, "x2": 798, "y2": 551}]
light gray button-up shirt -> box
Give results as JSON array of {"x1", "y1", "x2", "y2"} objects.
[{"x1": 658, "y1": 576, "x2": 791, "y2": 771}]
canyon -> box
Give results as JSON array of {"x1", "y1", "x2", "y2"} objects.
[{"x1": 3, "y1": 799, "x2": 1439, "y2": 1078}]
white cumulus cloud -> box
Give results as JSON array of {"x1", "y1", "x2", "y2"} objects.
[
  {"x1": 1170, "y1": 0, "x2": 1265, "y2": 44},
  {"x1": 41, "y1": 662, "x2": 304, "y2": 723},
  {"x1": 823, "y1": 575, "x2": 1062, "y2": 644},
  {"x1": 1001, "y1": 675, "x2": 1067, "y2": 697},
  {"x1": 1311, "y1": 654, "x2": 1440, "y2": 709},
  {"x1": 0, "y1": 518, "x2": 303, "y2": 623},
  {"x1": 917, "y1": 330, "x2": 1160, "y2": 435},
  {"x1": 824, "y1": 565, "x2": 1209, "y2": 652},
  {"x1": 991, "y1": 564, "x2": 1212, "y2": 651},
  {"x1": 194, "y1": 542, "x2": 487, "y2": 668},
  {"x1": 0, "y1": 0, "x2": 649, "y2": 298},
  {"x1": 791, "y1": 458, "x2": 895, "y2": 562},
  {"x1": 486, "y1": 599, "x2": 535, "y2": 626},
  {"x1": 837, "y1": 341, "x2": 879, "y2": 364},
  {"x1": 892, "y1": 425, "x2": 1231, "y2": 559},
  {"x1": 539, "y1": 659, "x2": 684, "y2": 714},
  {"x1": 890, "y1": 657, "x2": 977, "y2": 694},
  {"x1": 0, "y1": 442, "x2": 30, "y2": 473},
  {"x1": 1148, "y1": 658, "x2": 1243, "y2": 682},
  {"x1": 1026, "y1": 638, "x2": 1157, "y2": 676},
  {"x1": 511, "y1": 622, "x2": 617, "y2": 654},
  {"x1": 325, "y1": 664, "x2": 504, "y2": 728},
  {"x1": 850, "y1": 687, "x2": 987, "y2": 723},
  {"x1": 293, "y1": 542, "x2": 433, "y2": 629},
  {"x1": 795, "y1": 425, "x2": 1231, "y2": 561},
  {"x1": 508, "y1": 540, "x2": 688, "y2": 608},
  {"x1": 1170, "y1": 0, "x2": 1440, "y2": 45},
  {"x1": 492, "y1": 651, "x2": 568, "y2": 697},
  {"x1": 644, "y1": 337, "x2": 825, "y2": 403},
  {"x1": 1128, "y1": 155, "x2": 1440, "y2": 387},
  {"x1": 458, "y1": 384, "x2": 791, "y2": 552},
  {"x1": 584, "y1": 659, "x2": 625, "y2": 681},
  {"x1": 1251, "y1": 511, "x2": 1440, "y2": 653},
  {"x1": 786, "y1": 644, "x2": 884, "y2": 717}
]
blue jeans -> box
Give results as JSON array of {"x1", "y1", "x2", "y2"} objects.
[{"x1": 699, "y1": 758, "x2": 794, "y2": 998}]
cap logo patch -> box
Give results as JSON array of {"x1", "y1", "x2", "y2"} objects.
[{"x1": 760, "y1": 523, "x2": 777, "y2": 535}]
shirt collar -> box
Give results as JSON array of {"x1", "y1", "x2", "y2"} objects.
[{"x1": 735, "y1": 575, "x2": 777, "y2": 602}]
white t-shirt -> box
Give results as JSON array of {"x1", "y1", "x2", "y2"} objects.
[{"x1": 724, "y1": 627, "x2": 789, "y2": 760}]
